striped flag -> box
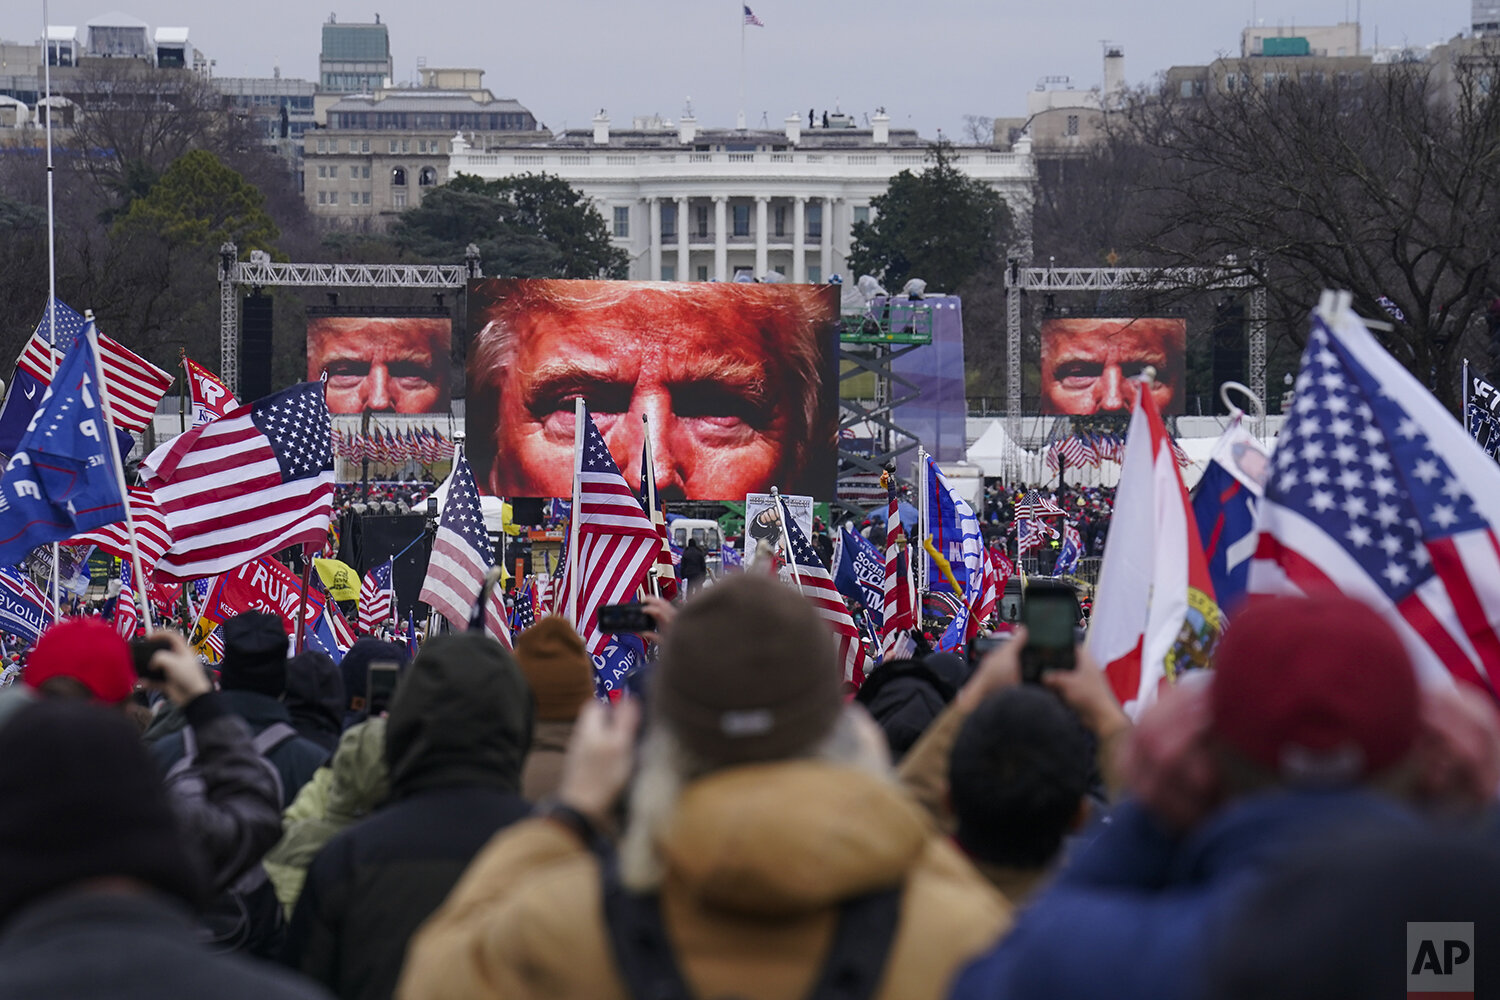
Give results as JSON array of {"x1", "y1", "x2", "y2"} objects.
[
  {"x1": 1251, "y1": 295, "x2": 1500, "y2": 702},
  {"x1": 558, "y1": 405, "x2": 659, "y2": 656},
  {"x1": 1015, "y1": 489, "x2": 1067, "y2": 519},
  {"x1": 419, "y1": 452, "x2": 511, "y2": 647},
  {"x1": 141, "y1": 381, "x2": 335, "y2": 583},
  {"x1": 511, "y1": 585, "x2": 535, "y2": 633},
  {"x1": 113, "y1": 562, "x2": 138, "y2": 639},
  {"x1": 64, "y1": 487, "x2": 172, "y2": 575},
  {"x1": 19, "y1": 323, "x2": 173, "y2": 433},
  {"x1": 639, "y1": 438, "x2": 679, "y2": 600},
  {"x1": 880, "y1": 475, "x2": 916, "y2": 660},
  {"x1": 358, "y1": 558, "x2": 394, "y2": 635},
  {"x1": 743, "y1": 4, "x2": 765, "y2": 26},
  {"x1": 779, "y1": 494, "x2": 867, "y2": 684}
]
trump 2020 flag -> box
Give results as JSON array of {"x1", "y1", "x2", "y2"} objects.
[
  {"x1": 1089, "y1": 382, "x2": 1222, "y2": 717},
  {"x1": 1250, "y1": 292, "x2": 1500, "y2": 699},
  {"x1": 1191, "y1": 417, "x2": 1270, "y2": 615},
  {"x1": 834, "y1": 525, "x2": 885, "y2": 628},
  {"x1": 0, "y1": 328, "x2": 126, "y2": 567}
]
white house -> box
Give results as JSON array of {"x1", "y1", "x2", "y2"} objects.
[{"x1": 447, "y1": 111, "x2": 1034, "y2": 284}]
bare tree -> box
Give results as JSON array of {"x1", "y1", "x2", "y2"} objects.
[
  {"x1": 961, "y1": 114, "x2": 996, "y2": 146},
  {"x1": 1121, "y1": 49, "x2": 1500, "y2": 404}
]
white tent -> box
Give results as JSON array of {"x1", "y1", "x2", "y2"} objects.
[{"x1": 965, "y1": 419, "x2": 1029, "y2": 477}]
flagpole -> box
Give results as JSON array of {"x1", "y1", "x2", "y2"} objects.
[
  {"x1": 83, "y1": 316, "x2": 153, "y2": 632},
  {"x1": 567, "y1": 397, "x2": 584, "y2": 625},
  {"x1": 916, "y1": 447, "x2": 929, "y2": 595},
  {"x1": 294, "y1": 544, "x2": 314, "y2": 652},
  {"x1": 772, "y1": 488, "x2": 804, "y2": 594},
  {"x1": 41, "y1": 0, "x2": 63, "y2": 624},
  {"x1": 1463, "y1": 358, "x2": 1470, "y2": 415},
  {"x1": 737, "y1": 1, "x2": 746, "y2": 130},
  {"x1": 642, "y1": 413, "x2": 660, "y2": 598},
  {"x1": 178, "y1": 351, "x2": 188, "y2": 433}
]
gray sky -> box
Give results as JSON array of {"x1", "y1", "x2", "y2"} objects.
[{"x1": 28, "y1": 1, "x2": 1469, "y2": 138}]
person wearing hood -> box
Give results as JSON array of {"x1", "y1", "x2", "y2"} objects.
[
  {"x1": 264, "y1": 717, "x2": 390, "y2": 917},
  {"x1": 284, "y1": 651, "x2": 346, "y2": 754},
  {"x1": 397, "y1": 574, "x2": 1009, "y2": 1000},
  {"x1": 337, "y1": 638, "x2": 409, "y2": 729},
  {"x1": 282, "y1": 633, "x2": 533, "y2": 1000}
]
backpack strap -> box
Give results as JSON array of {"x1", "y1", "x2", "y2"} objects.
[
  {"x1": 253, "y1": 722, "x2": 299, "y2": 757},
  {"x1": 802, "y1": 885, "x2": 902, "y2": 1000},
  {"x1": 600, "y1": 848, "x2": 902, "y2": 1000},
  {"x1": 600, "y1": 850, "x2": 693, "y2": 1000},
  {"x1": 181, "y1": 724, "x2": 198, "y2": 764}
]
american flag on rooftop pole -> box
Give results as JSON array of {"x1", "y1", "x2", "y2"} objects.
[{"x1": 743, "y1": 4, "x2": 764, "y2": 26}]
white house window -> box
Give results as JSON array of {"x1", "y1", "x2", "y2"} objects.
[{"x1": 613, "y1": 206, "x2": 630, "y2": 238}]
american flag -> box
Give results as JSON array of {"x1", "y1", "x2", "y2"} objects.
[
  {"x1": 558, "y1": 406, "x2": 659, "y2": 656},
  {"x1": 358, "y1": 558, "x2": 394, "y2": 635},
  {"x1": 64, "y1": 487, "x2": 172, "y2": 575},
  {"x1": 1078, "y1": 433, "x2": 1100, "y2": 468},
  {"x1": 114, "y1": 562, "x2": 138, "y2": 639},
  {"x1": 743, "y1": 4, "x2": 765, "y2": 26},
  {"x1": 325, "y1": 596, "x2": 357, "y2": 650},
  {"x1": 512, "y1": 585, "x2": 535, "y2": 633},
  {"x1": 779, "y1": 495, "x2": 867, "y2": 684},
  {"x1": 1017, "y1": 517, "x2": 1057, "y2": 555},
  {"x1": 1015, "y1": 489, "x2": 1067, "y2": 519},
  {"x1": 1250, "y1": 296, "x2": 1500, "y2": 700},
  {"x1": 418, "y1": 452, "x2": 511, "y2": 647},
  {"x1": 142, "y1": 381, "x2": 334, "y2": 583},
  {"x1": 837, "y1": 472, "x2": 888, "y2": 508},
  {"x1": 640, "y1": 438, "x2": 678, "y2": 600},
  {"x1": 19, "y1": 316, "x2": 173, "y2": 433},
  {"x1": 183, "y1": 356, "x2": 237, "y2": 427},
  {"x1": 880, "y1": 477, "x2": 916, "y2": 660}
]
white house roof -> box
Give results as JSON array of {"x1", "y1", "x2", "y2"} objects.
[
  {"x1": 86, "y1": 11, "x2": 150, "y2": 28},
  {"x1": 154, "y1": 26, "x2": 190, "y2": 44}
]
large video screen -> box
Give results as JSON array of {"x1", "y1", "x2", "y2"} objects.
[
  {"x1": 307, "y1": 316, "x2": 453, "y2": 414},
  {"x1": 1039, "y1": 317, "x2": 1187, "y2": 416},
  {"x1": 466, "y1": 279, "x2": 841, "y2": 501}
]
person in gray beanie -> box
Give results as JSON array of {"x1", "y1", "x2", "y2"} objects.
[{"x1": 398, "y1": 573, "x2": 1010, "y2": 1000}]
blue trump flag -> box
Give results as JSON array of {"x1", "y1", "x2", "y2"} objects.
[
  {"x1": 1190, "y1": 419, "x2": 1269, "y2": 616},
  {"x1": 0, "y1": 567, "x2": 50, "y2": 642},
  {"x1": 834, "y1": 525, "x2": 885, "y2": 628},
  {"x1": 593, "y1": 630, "x2": 646, "y2": 696},
  {"x1": 0, "y1": 328, "x2": 125, "y2": 567}
]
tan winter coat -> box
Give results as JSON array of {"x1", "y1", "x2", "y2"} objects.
[{"x1": 397, "y1": 760, "x2": 1011, "y2": 1000}]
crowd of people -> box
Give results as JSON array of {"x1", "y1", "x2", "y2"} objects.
[{"x1": 0, "y1": 565, "x2": 1495, "y2": 999}]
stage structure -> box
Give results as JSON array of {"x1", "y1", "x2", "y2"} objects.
[
  {"x1": 836, "y1": 300, "x2": 935, "y2": 513},
  {"x1": 216, "y1": 242, "x2": 483, "y2": 396},
  {"x1": 1003, "y1": 262, "x2": 1266, "y2": 450}
]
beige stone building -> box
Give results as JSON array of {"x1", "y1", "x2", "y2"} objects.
[{"x1": 302, "y1": 67, "x2": 545, "y2": 228}]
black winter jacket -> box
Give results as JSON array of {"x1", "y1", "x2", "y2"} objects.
[{"x1": 281, "y1": 633, "x2": 534, "y2": 1000}]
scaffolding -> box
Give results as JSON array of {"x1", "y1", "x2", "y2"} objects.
[
  {"x1": 216, "y1": 242, "x2": 482, "y2": 396},
  {"x1": 836, "y1": 299, "x2": 935, "y2": 509},
  {"x1": 1003, "y1": 262, "x2": 1267, "y2": 453}
]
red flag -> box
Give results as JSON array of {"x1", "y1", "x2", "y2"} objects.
[{"x1": 183, "y1": 356, "x2": 238, "y2": 426}]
